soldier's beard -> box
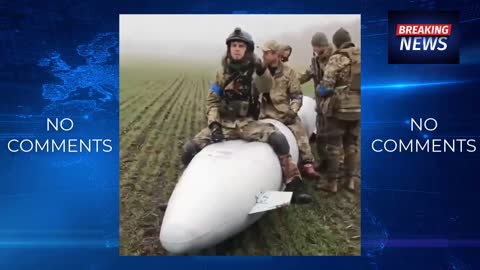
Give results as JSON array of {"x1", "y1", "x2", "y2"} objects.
[
  {"x1": 223, "y1": 51, "x2": 255, "y2": 72},
  {"x1": 317, "y1": 48, "x2": 332, "y2": 61}
]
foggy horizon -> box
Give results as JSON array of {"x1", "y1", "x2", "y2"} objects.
[{"x1": 120, "y1": 15, "x2": 360, "y2": 67}]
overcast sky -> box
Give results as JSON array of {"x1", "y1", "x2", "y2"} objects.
[{"x1": 120, "y1": 15, "x2": 360, "y2": 66}]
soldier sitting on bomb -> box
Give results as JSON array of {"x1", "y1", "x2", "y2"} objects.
[
  {"x1": 258, "y1": 40, "x2": 320, "y2": 179},
  {"x1": 181, "y1": 28, "x2": 312, "y2": 204}
]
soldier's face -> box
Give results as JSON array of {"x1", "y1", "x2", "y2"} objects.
[
  {"x1": 313, "y1": 46, "x2": 326, "y2": 56},
  {"x1": 229, "y1": 41, "x2": 247, "y2": 60},
  {"x1": 263, "y1": 51, "x2": 278, "y2": 65}
]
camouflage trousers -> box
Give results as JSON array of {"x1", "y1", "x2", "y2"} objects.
[
  {"x1": 315, "y1": 112, "x2": 329, "y2": 166},
  {"x1": 287, "y1": 118, "x2": 315, "y2": 163},
  {"x1": 191, "y1": 120, "x2": 277, "y2": 150},
  {"x1": 190, "y1": 120, "x2": 301, "y2": 184},
  {"x1": 320, "y1": 116, "x2": 360, "y2": 183}
]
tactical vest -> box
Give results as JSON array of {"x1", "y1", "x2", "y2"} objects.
[
  {"x1": 219, "y1": 67, "x2": 257, "y2": 120},
  {"x1": 332, "y1": 46, "x2": 361, "y2": 121}
]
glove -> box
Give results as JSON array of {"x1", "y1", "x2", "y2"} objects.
[
  {"x1": 284, "y1": 109, "x2": 297, "y2": 125},
  {"x1": 254, "y1": 56, "x2": 267, "y2": 76},
  {"x1": 317, "y1": 85, "x2": 334, "y2": 98},
  {"x1": 209, "y1": 122, "x2": 224, "y2": 143}
]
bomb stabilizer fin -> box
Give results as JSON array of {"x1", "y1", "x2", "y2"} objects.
[{"x1": 248, "y1": 190, "x2": 292, "y2": 214}]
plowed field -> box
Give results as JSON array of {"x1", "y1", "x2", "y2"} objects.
[{"x1": 120, "y1": 63, "x2": 360, "y2": 256}]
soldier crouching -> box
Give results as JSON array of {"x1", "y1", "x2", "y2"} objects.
[
  {"x1": 259, "y1": 40, "x2": 320, "y2": 179},
  {"x1": 181, "y1": 28, "x2": 312, "y2": 204}
]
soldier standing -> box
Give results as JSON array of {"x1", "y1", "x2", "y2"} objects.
[
  {"x1": 259, "y1": 40, "x2": 320, "y2": 179},
  {"x1": 298, "y1": 32, "x2": 333, "y2": 173},
  {"x1": 182, "y1": 28, "x2": 312, "y2": 204},
  {"x1": 316, "y1": 28, "x2": 361, "y2": 193}
]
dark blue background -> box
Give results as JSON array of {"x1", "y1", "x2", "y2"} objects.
[
  {"x1": 1, "y1": 0, "x2": 480, "y2": 269},
  {"x1": 388, "y1": 11, "x2": 460, "y2": 64}
]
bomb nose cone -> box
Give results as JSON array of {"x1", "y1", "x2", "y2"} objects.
[
  {"x1": 160, "y1": 223, "x2": 201, "y2": 254},
  {"x1": 158, "y1": 118, "x2": 312, "y2": 253}
]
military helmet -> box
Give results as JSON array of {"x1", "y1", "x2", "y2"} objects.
[
  {"x1": 311, "y1": 32, "x2": 328, "y2": 47},
  {"x1": 226, "y1": 27, "x2": 255, "y2": 52},
  {"x1": 332, "y1": 27, "x2": 352, "y2": 48}
]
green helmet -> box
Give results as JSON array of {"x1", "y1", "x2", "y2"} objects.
[
  {"x1": 311, "y1": 32, "x2": 328, "y2": 47},
  {"x1": 226, "y1": 27, "x2": 254, "y2": 52},
  {"x1": 332, "y1": 27, "x2": 352, "y2": 48}
]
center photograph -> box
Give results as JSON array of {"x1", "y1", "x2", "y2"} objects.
[{"x1": 120, "y1": 14, "x2": 361, "y2": 256}]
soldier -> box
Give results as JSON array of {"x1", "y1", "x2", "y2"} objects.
[
  {"x1": 298, "y1": 32, "x2": 334, "y2": 173},
  {"x1": 280, "y1": 44, "x2": 292, "y2": 63},
  {"x1": 259, "y1": 40, "x2": 320, "y2": 179},
  {"x1": 181, "y1": 28, "x2": 312, "y2": 204},
  {"x1": 316, "y1": 28, "x2": 361, "y2": 193}
]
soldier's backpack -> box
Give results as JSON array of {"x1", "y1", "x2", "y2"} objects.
[{"x1": 333, "y1": 47, "x2": 361, "y2": 121}]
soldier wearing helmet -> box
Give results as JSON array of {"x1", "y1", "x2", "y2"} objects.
[
  {"x1": 299, "y1": 32, "x2": 334, "y2": 88},
  {"x1": 298, "y1": 32, "x2": 334, "y2": 176},
  {"x1": 317, "y1": 27, "x2": 361, "y2": 193},
  {"x1": 182, "y1": 28, "x2": 312, "y2": 204}
]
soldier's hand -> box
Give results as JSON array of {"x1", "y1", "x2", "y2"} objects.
[
  {"x1": 284, "y1": 110, "x2": 297, "y2": 125},
  {"x1": 209, "y1": 122, "x2": 224, "y2": 143},
  {"x1": 254, "y1": 56, "x2": 267, "y2": 76}
]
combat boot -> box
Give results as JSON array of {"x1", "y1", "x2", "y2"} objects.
[
  {"x1": 345, "y1": 175, "x2": 359, "y2": 192},
  {"x1": 279, "y1": 154, "x2": 313, "y2": 204},
  {"x1": 301, "y1": 162, "x2": 321, "y2": 179},
  {"x1": 285, "y1": 177, "x2": 313, "y2": 204},
  {"x1": 317, "y1": 180, "x2": 338, "y2": 194}
]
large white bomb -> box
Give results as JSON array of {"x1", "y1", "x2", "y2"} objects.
[{"x1": 160, "y1": 96, "x2": 316, "y2": 254}]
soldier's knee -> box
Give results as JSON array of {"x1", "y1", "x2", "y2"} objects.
[
  {"x1": 345, "y1": 144, "x2": 359, "y2": 155},
  {"x1": 326, "y1": 144, "x2": 342, "y2": 157},
  {"x1": 181, "y1": 141, "x2": 200, "y2": 166},
  {"x1": 268, "y1": 131, "x2": 290, "y2": 156}
]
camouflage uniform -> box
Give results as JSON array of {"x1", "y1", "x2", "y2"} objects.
[
  {"x1": 183, "y1": 29, "x2": 312, "y2": 204},
  {"x1": 298, "y1": 47, "x2": 332, "y2": 90},
  {"x1": 258, "y1": 40, "x2": 319, "y2": 179},
  {"x1": 298, "y1": 33, "x2": 333, "y2": 169},
  {"x1": 191, "y1": 69, "x2": 277, "y2": 148},
  {"x1": 260, "y1": 61, "x2": 315, "y2": 164},
  {"x1": 318, "y1": 28, "x2": 360, "y2": 192}
]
